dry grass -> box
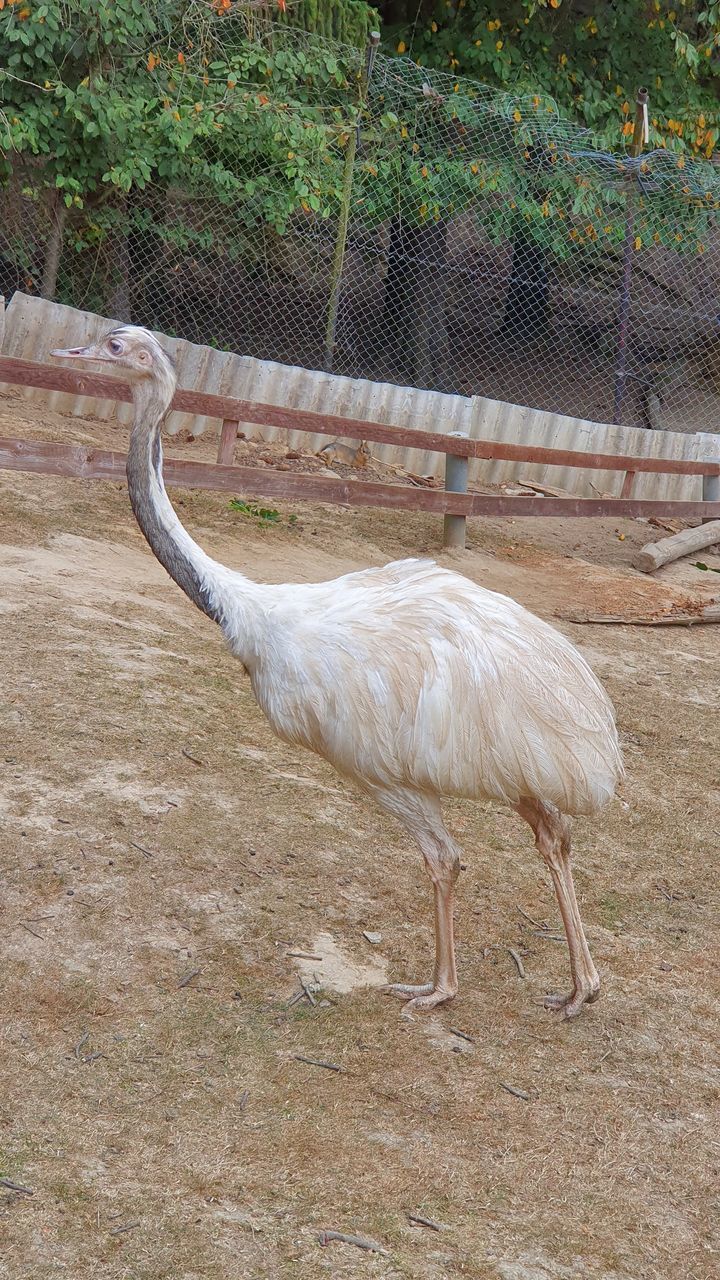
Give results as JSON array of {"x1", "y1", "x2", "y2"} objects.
[{"x1": 0, "y1": 393, "x2": 718, "y2": 1280}]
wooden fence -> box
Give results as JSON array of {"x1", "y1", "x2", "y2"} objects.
[{"x1": 1, "y1": 355, "x2": 719, "y2": 546}]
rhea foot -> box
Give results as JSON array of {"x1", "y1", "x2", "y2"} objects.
[
  {"x1": 385, "y1": 981, "x2": 456, "y2": 1013},
  {"x1": 543, "y1": 985, "x2": 601, "y2": 1019}
]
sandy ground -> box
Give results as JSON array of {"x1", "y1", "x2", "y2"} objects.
[{"x1": 0, "y1": 391, "x2": 719, "y2": 1280}]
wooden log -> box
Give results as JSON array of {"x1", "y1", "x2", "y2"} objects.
[
  {"x1": 562, "y1": 605, "x2": 720, "y2": 626},
  {"x1": 634, "y1": 519, "x2": 720, "y2": 573},
  {"x1": 517, "y1": 478, "x2": 573, "y2": 498}
]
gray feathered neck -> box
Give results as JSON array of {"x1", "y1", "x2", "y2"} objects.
[{"x1": 124, "y1": 354, "x2": 225, "y2": 627}]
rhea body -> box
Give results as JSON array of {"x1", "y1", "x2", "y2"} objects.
[{"x1": 52, "y1": 326, "x2": 624, "y2": 1019}]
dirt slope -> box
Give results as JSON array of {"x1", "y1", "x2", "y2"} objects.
[{"x1": 0, "y1": 392, "x2": 718, "y2": 1280}]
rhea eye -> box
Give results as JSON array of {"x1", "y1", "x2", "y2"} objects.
[{"x1": 108, "y1": 338, "x2": 123, "y2": 354}]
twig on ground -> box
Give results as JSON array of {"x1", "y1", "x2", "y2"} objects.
[
  {"x1": 449, "y1": 1026, "x2": 474, "y2": 1044},
  {"x1": 408, "y1": 1213, "x2": 446, "y2": 1231},
  {"x1": 239, "y1": 1090, "x2": 249, "y2": 1110},
  {"x1": 127, "y1": 840, "x2": 153, "y2": 859},
  {"x1": 20, "y1": 923, "x2": 43, "y2": 939},
  {"x1": 0, "y1": 1179, "x2": 33, "y2": 1195},
  {"x1": 499, "y1": 1081, "x2": 531, "y2": 1101},
  {"x1": 294, "y1": 1054, "x2": 344, "y2": 1073},
  {"x1": 109, "y1": 1221, "x2": 140, "y2": 1236},
  {"x1": 516, "y1": 905, "x2": 549, "y2": 931},
  {"x1": 532, "y1": 931, "x2": 566, "y2": 943},
  {"x1": 177, "y1": 968, "x2": 201, "y2": 989},
  {"x1": 181, "y1": 748, "x2": 205, "y2": 767},
  {"x1": 318, "y1": 1229, "x2": 389, "y2": 1256},
  {"x1": 238, "y1": 860, "x2": 262, "y2": 878},
  {"x1": 286, "y1": 989, "x2": 307, "y2": 1009},
  {"x1": 83, "y1": 1052, "x2": 106, "y2": 1063},
  {"x1": 287, "y1": 950, "x2": 323, "y2": 961},
  {"x1": 655, "y1": 881, "x2": 686, "y2": 902},
  {"x1": 74, "y1": 1031, "x2": 89, "y2": 1060},
  {"x1": 300, "y1": 979, "x2": 317, "y2": 1006},
  {"x1": 506, "y1": 946, "x2": 526, "y2": 979}
]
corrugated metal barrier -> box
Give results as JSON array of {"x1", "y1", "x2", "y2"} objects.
[{"x1": 1, "y1": 292, "x2": 717, "y2": 501}]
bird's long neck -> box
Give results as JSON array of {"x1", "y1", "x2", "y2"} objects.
[{"x1": 125, "y1": 377, "x2": 259, "y2": 656}]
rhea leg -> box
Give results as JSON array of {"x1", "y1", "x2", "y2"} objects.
[
  {"x1": 517, "y1": 798, "x2": 600, "y2": 1019},
  {"x1": 389, "y1": 849, "x2": 460, "y2": 1011},
  {"x1": 366, "y1": 786, "x2": 461, "y2": 1013}
]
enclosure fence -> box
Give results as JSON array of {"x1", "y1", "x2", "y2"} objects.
[
  {"x1": 3, "y1": 16, "x2": 720, "y2": 436},
  {"x1": 2, "y1": 347, "x2": 720, "y2": 548}
]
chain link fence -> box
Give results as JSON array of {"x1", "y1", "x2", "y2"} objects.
[{"x1": 3, "y1": 16, "x2": 720, "y2": 433}]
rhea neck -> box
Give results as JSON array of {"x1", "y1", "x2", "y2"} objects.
[{"x1": 124, "y1": 370, "x2": 259, "y2": 658}]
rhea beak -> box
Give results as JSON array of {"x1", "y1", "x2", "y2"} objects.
[{"x1": 50, "y1": 344, "x2": 103, "y2": 362}]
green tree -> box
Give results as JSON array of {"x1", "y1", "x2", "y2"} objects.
[
  {"x1": 0, "y1": 2, "x2": 362, "y2": 311},
  {"x1": 280, "y1": 0, "x2": 378, "y2": 44},
  {"x1": 380, "y1": 1, "x2": 720, "y2": 157},
  {"x1": 366, "y1": 2, "x2": 720, "y2": 384},
  {"x1": 1, "y1": 1, "x2": 184, "y2": 297}
]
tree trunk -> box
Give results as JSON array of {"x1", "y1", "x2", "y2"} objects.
[
  {"x1": 125, "y1": 187, "x2": 167, "y2": 332},
  {"x1": 107, "y1": 195, "x2": 132, "y2": 322},
  {"x1": 378, "y1": 0, "x2": 435, "y2": 23},
  {"x1": 381, "y1": 217, "x2": 449, "y2": 389},
  {"x1": 41, "y1": 189, "x2": 67, "y2": 300},
  {"x1": 503, "y1": 229, "x2": 549, "y2": 340}
]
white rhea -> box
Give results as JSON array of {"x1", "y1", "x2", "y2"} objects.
[{"x1": 52, "y1": 326, "x2": 624, "y2": 1019}]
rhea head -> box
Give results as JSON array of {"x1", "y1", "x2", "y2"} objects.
[{"x1": 51, "y1": 325, "x2": 177, "y2": 415}]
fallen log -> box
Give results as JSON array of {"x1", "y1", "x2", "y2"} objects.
[
  {"x1": 648, "y1": 515, "x2": 684, "y2": 534},
  {"x1": 634, "y1": 519, "x2": 720, "y2": 573},
  {"x1": 522, "y1": 477, "x2": 616, "y2": 501},
  {"x1": 562, "y1": 604, "x2": 720, "y2": 627},
  {"x1": 517, "y1": 478, "x2": 571, "y2": 498}
]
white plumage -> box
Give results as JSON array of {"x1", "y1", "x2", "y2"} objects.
[
  {"x1": 238, "y1": 559, "x2": 619, "y2": 815},
  {"x1": 52, "y1": 327, "x2": 624, "y2": 1021}
]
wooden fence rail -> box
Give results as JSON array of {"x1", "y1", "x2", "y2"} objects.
[
  {"x1": 1, "y1": 355, "x2": 720, "y2": 542},
  {"x1": 2, "y1": 435, "x2": 719, "y2": 522},
  {"x1": 3, "y1": 355, "x2": 720, "y2": 477}
]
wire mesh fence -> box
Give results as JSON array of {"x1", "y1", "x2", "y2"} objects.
[{"x1": 3, "y1": 13, "x2": 720, "y2": 434}]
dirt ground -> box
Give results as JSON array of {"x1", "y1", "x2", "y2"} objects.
[{"x1": 1, "y1": 391, "x2": 719, "y2": 1280}]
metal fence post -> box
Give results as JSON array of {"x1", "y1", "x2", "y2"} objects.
[
  {"x1": 443, "y1": 431, "x2": 469, "y2": 549},
  {"x1": 702, "y1": 471, "x2": 720, "y2": 523}
]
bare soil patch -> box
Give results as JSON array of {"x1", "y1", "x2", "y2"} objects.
[{"x1": 0, "y1": 392, "x2": 718, "y2": 1279}]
